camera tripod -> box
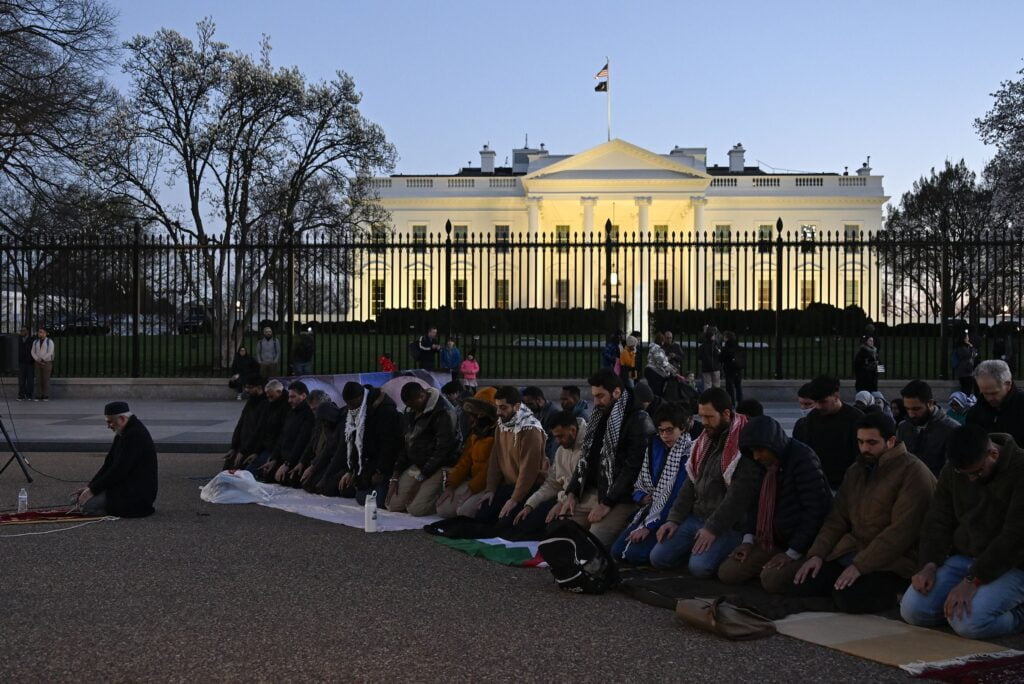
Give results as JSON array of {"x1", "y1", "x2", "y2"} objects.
[{"x1": 0, "y1": 415, "x2": 32, "y2": 483}]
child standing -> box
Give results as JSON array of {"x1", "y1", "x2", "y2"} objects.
[{"x1": 460, "y1": 353, "x2": 479, "y2": 393}]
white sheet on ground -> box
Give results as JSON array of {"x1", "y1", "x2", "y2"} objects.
[{"x1": 200, "y1": 473, "x2": 438, "y2": 531}]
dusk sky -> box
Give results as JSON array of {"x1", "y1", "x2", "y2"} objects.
[{"x1": 108, "y1": 0, "x2": 1024, "y2": 202}]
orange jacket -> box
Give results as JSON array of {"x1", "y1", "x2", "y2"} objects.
[{"x1": 446, "y1": 432, "x2": 494, "y2": 493}]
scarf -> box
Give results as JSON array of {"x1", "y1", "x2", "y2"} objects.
[
  {"x1": 498, "y1": 403, "x2": 544, "y2": 435},
  {"x1": 345, "y1": 387, "x2": 369, "y2": 475},
  {"x1": 630, "y1": 431, "x2": 694, "y2": 529},
  {"x1": 576, "y1": 390, "x2": 631, "y2": 495},
  {"x1": 685, "y1": 412, "x2": 748, "y2": 486},
  {"x1": 755, "y1": 462, "x2": 779, "y2": 550}
]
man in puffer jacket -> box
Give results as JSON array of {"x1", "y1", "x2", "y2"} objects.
[{"x1": 718, "y1": 416, "x2": 832, "y2": 592}]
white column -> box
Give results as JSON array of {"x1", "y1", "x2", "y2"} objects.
[
  {"x1": 635, "y1": 196, "x2": 652, "y2": 240},
  {"x1": 527, "y1": 196, "x2": 542, "y2": 236},
  {"x1": 690, "y1": 195, "x2": 707, "y2": 309},
  {"x1": 691, "y1": 195, "x2": 706, "y2": 233},
  {"x1": 581, "y1": 196, "x2": 596, "y2": 236}
]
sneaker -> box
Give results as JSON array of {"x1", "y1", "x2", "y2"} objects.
[
  {"x1": 236, "y1": 393, "x2": 244, "y2": 401},
  {"x1": 41, "y1": 396, "x2": 49, "y2": 402}
]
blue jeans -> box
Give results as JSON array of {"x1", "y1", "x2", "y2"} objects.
[
  {"x1": 901, "y1": 555, "x2": 1024, "y2": 639},
  {"x1": 649, "y1": 515, "x2": 743, "y2": 577},
  {"x1": 611, "y1": 520, "x2": 659, "y2": 565}
]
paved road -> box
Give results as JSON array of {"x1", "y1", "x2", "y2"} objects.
[
  {"x1": 0, "y1": 398, "x2": 807, "y2": 453},
  {"x1": 1, "y1": 453, "x2": 915, "y2": 682}
]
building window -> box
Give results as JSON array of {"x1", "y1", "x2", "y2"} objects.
[
  {"x1": 801, "y1": 278, "x2": 815, "y2": 309},
  {"x1": 370, "y1": 279, "x2": 385, "y2": 315},
  {"x1": 653, "y1": 225, "x2": 669, "y2": 253},
  {"x1": 800, "y1": 224, "x2": 817, "y2": 254},
  {"x1": 555, "y1": 279, "x2": 570, "y2": 309},
  {"x1": 495, "y1": 225, "x2": 510, "y2": 253},
  {"x1": 758, "y1": 278, "x2": 772, "y2": 310},
  {"x1": 844, "y1": 224, "x2": 862, "y2": 252},
  {"x1": 495, "y1": 279, "x2": 509, "y2": 310},
  {"x1": 412, "y1": 279, "x2": 426, "y2": 310},
  {"x1": 714, "y1": 279, "x2": 730, "y2": 310},
  {"x1": 845, "y1": 279, "x2": 859, "y2": 308},
  {"x1": 371, "y1": 224, "x2": 388, "y2": 253},
  {"x1": 654, "y1": 279, "x2": 668, "y2": 310},
  {"x1": 452, "y1": 224, "x2": 468, "y2": 253},
  {"x1": 757, "y1": 224, "x2": 773, "y2": 254},
  {"x1": 555, "y1": 225, "x2": 570, "y2": 252},
  {"x1": 412, "y1": 225, "x2": 427, "y2": 253},
  {"x1": 453, "y1": 278, "x2": 467, "y2": 309},
  {"x1": 713, "y1": 224, "x2": 731, "y2": 254}
]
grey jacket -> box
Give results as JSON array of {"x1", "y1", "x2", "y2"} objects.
[
  {"x1": 256, "y1": 337, "x2": 280, "y2": 364},
  {"x1": 896, "y1": 406, "x2": 960, "y2": 477}
]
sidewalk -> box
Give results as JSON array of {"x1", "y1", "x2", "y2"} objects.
[{"x1": 0, "y1": 397, "x2": 807, "y2": 453}]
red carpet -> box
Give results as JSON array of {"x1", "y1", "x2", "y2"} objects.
[
  {"x1": 0, "y1": 509, "x2": 105, "y2": 525},
  {"x1": 912, "y1": 651, "x2": 1024, "y2": 682}
]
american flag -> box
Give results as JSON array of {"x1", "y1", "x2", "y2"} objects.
[{"x1": 595, "y1": 63, "x2": 608, "y2": 79}]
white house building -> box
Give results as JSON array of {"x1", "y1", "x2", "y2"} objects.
[{"x1": 363, "y1": 138, "x2": 888, "y2": 336}]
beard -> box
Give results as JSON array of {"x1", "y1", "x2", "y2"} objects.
[{"x1": 857, "y1": 452, "x2": 880, "y2": 466}]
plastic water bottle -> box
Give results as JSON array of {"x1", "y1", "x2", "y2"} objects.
[
  {"x1": 17, "y1": 488, "x2": 28, "y2": 514},
  {"x1": 364, "y1": 491, "x2": 378, "y2": 533}
]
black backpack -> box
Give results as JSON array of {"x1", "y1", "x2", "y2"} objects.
[{"x1": 538, "y1": 518, "x2": 620, "y2": 594}]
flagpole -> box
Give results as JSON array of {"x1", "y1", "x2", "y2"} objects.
[{"x1": 606, "y1": 55, "x2": 611, "y2": 142}]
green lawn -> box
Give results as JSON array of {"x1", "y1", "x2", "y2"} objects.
[{"x1": 39, "y1": 331, "x2": 995, "y2": 380}]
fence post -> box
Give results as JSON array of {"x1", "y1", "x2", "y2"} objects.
[
  {"x1": 445, "y1": 219, "x2": 452, "y2": 339},
  {"x1": 604, "y1": 219, "x2": 613, "y2": 313},
  {"x1": 774, "y1": 217, "x2": 784, "y2": 379},
  {"x1": 131, "y1": 222, "x2": 142, "y2": 378},
  {"x1": 286, "y1": 231, "x2": 295, "y2": 371},
  {"x1": 939, "y1": 234, "x2": 950, "y2": 380}
]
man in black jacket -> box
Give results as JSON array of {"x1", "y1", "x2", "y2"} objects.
[
  {"x1": 897, "y1": 379, "x2": 960, "y2": 477},
  {"x1": 257, "y1": 381, "x2": 314, "y2": 483},
  {"x1": 718, "y1": 416, "x2": 832, "y2": 592},
  {"x1": 223, "y1": 374, "x2": 266, "y2": 470},
  {"x1": 968, "y1": 360, "x2": 1024, "y2": 446},
  {"x1": 793, "y1": 375, "x2": 863, "y2": 491},
  {"x1": 557, "y1": 368, "x2": 655, "y2": 547},
  {"x1": 72, "y1": 401, "x2": 158, "y2": 517},
  {"x1": 386, "y1": 382, "x2": 460, "y2": 516},
  {"x1": 241, "y1": 379, "x2": 290, "y2": 473},
  {"x1": 17, "y1": 326, "x2": 34, "y2": 401},
  {"x1": 317, "y1": 382, "x2": 404, "y2": 504},
  {"x1": 283, "y1": 389, "x2": 331, "y2": 485}
]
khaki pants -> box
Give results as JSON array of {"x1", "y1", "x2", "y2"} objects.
[
  {"x1": 717, "y1": 544, "x2": 803, "y2": 594},
  {"x1": 35, "y1": 361, "x2": 52, "y2": 398},
  {"x1": 701, "y1": 370, "x2": 721, "y2": 390},
  {"x1": 259, "y1": 362, "x2": 279, "y2": 379},
  {"x1": 571, "y1": 489, "x2": 638, "y2": 548},
  {"x1": 387, "y1": 467, "x2": 445, "y2": 517},
  {"x1": 435, "y1": 482, "x2": 489, "y2": 518}
]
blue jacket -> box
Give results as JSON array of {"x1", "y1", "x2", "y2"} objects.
[
  {"x1": 441, "y1": 346, "x2": 462, "y2": 370},
  {"x1": 633, "y1": 437, "x2": 688, "y2": 529}
]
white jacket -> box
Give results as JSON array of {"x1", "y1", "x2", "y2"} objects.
[{"x1": 31, "y1": 337, "x2": 54, "y2": 362}]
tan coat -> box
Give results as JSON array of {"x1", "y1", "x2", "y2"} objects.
[
  {"x1": 525, "y1": 417, "x2": 587, "y2": 510},
  {"x1": 486, "y1": 424, "x2": 547, "y2": 504},
  {"x1": 807, "y1": 442, "x2": 936, "y2": 577}
]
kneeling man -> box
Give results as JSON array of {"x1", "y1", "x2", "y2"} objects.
[
  {"x1": 901, "y1": 425, "x2": 1024, "y2": 639},
  {"x1": 72, "y1": 401, "x2": 158, "y2": 517}
]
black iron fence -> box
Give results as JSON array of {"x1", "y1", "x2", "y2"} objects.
[{"x1": 1, "y1": 222, "x2": 1021, "y2": 380}]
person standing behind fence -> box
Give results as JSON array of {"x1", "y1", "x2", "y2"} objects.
[
  {"x1": 17, "y1": 326, "x2": 34, "y2": 401},
  {"x1": 441, "y1": 338, "x2": 462, "y2": 380},
  {"x1": 31, "y1": 327, "x2": 54, "y2": 401},
  {"x1": 644, "y1": 332, "x2": 679, "y2": 398},
  {"x1": 418, "y1": 326, "x2": 441, "y2": 371},
  {"x1": 720, "y1": 331, "x2": 745, "y2": 404},
  {"x1": 291, "y1": 330, "x2": 315, "y2": 375},
  {"x1": 256, "y1": 326, "x2": 281, "y2": 378},
  {"x1": 853, "y1": 336, "x2": 880, "y2": 392},
  {"x1": 698, "y1": 328, "x2": 722, "y2": 390},
  {"x1": 619, "y1": 336, "x2": 639, "y2": 388},
  {"x1": 460, "y1": 352, "x2": 479, "y2": 393},
  {"x1": 952, "y1": 333, "x2": 978, "y2": 395}
]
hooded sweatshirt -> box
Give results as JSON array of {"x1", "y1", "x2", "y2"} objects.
[
  {"x1": 738, "y1": 416, "x2": 832, "y2": 556},
  {"x1": 393, "y1": 387, "x2": 460, "y2": 479},
  {"x1": 526, "y1": 417, "x2": 587, "y2": 510}
]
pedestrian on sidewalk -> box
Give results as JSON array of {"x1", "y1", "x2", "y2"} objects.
[
  {"x1": 31, "y1": 326, "x2": 54, "y2": 401},
  {"x1": 17, "y1": 326, "x2": 34, "y2": 400},
  {"x1": 291, "y1": 330, "x2": 315, "y2": 375},
  {"x1": 256, "y1": 326, "x2": 281, "y2": 378},
  {"x1": 952, "y1": 332, "x2": 978, "y2": 395}
]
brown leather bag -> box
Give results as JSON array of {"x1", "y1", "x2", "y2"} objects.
[{"x1": 674, "y1": 596, "x2": 777, "y2": 640}]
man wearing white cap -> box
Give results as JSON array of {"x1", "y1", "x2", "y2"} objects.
[{"x1": 70, "y1": 401, "x2": 159, "y2": 517}]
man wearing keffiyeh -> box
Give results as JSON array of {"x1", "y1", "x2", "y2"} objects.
[
  {"x1": 610, "y1": 402, "x2": 694, "y2": 564},
  {"x1": 650, "y1": 388, "x2": 764, "y2": 577},
  {"x1": 558, "y1": 369, "x2": 655, "y2": 547},
  {"x1": 717, "y1": 415, "x2": 832, "y2": 593}
]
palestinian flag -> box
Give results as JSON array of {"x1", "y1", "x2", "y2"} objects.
[{"x1": 432, "y1": 536, "x2": 547, "y2": 568}]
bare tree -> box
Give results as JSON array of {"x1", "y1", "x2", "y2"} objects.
[
  {"x1": 0, "y1": 0, "x2": 117, "y2": 190},
  {"x1": 86, "y1": 20, "x2": 396, "y2": 365},
  {"x1": 976, "y1": 64, "x2": 1024, "y2": 230}
]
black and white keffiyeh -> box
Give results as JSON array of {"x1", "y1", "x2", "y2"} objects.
[
  {"x1": 498, "y1": 403, "x2": 545, "y2": 442},
  {"x1": 345, "y1": 387, "x2": 368, "y2": 474},
  {"x1": 629, "y1": 431, "x2": 693, "y2": 529},
  {"x1": 576, "y1": 389, "x2": 631, "y2": 493}
]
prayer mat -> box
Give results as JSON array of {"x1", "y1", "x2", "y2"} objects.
[
  {"x1": 0, "y1": 509, "x2": 106, "y2": 526},
  {"x1": 431, "y1": 536, "x2": 547, "y2": 567},
  {"x1": 905, "y1": 650, "x2": 1024, "y2": 682},
  {"x1": 775, "y1": 612, "x2": 1016, "y2": 673}
]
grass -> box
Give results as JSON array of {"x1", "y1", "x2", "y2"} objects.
[{"x1": 36, "y1": 331, "x2": 1001, "y2": 380}]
